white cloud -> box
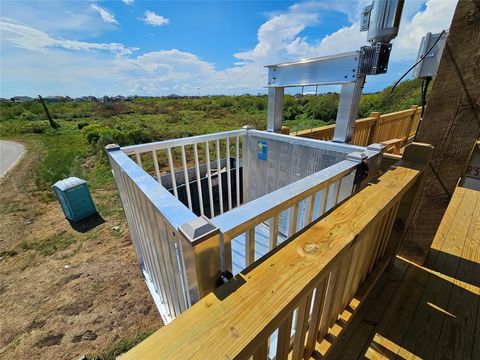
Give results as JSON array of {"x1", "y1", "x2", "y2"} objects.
[
  {"x1": 392, "y1": 0, "x2": 457, "y2": 60},
  {"x1": 120, "y1": 0, "x2": 457, "y2": 94},
  {"x1": 122, "y1": 0, "x2": 134, "y2": 5},
  {"x1": 0, "y1": 1, "x2": 114, "y2": 37},
  {"x1": 0, "y1": 0, "x2": 458, "y2": 97},
  {"x1": 234, "y1": 9, "x2": 319, "y2": 63},
  {"x1": 142, "y1": 11, "x2": 169, "y2": 27},
  {"x1": 0, "y1": 17, "x2": 135, "y2": 56},
  {"x1": 91, "y1": 4, "x2": 118, "y2": 25}
]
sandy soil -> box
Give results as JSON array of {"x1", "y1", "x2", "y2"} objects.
[{"x1": 0, "y1": 141, "x2": 162, "y2": 359}]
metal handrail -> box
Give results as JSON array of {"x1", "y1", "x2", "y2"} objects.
[
  {"x1": 211, "y1": 160, "x2": 357, "y2": 239},
  {"x1": 248, "y1": 129, "x2": 366, "y2": 153},
  {"x1": 108, "y1": 148, "x2": 196, "y2": 228},
  {"x1": 121, "y1": 129, "x2": 247, "y2": 155}
]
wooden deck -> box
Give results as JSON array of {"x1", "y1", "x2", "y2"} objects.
[{"x1": 328, "y1": 186, "x2": 480, "y2": 360}]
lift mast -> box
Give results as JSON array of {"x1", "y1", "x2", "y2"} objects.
[{"x1": 266, "y1": 0, "x2": 405, "y2": 143}]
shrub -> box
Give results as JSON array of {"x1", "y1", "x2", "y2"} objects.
[
  {"x1": 77, "y1": 122, "x2": 89, "y2": 130},
  {"x1": 82, "y1": 124, "x2": 104, "y2": 144},
  {"x1": 0, "y1": 103, "x2": 24, "y2": 120},
  {"x1": 17, "y1": 121, "x2": 50, "y2": 134},
  {"x1": 20, "y1": 111, "x2": 39, "y2": 121},
  {"x1": 94, "y1": 102, "x2": 131, "y2": 118}
]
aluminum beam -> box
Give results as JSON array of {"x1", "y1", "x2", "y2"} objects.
[{"x1": 266, "y1": 51, "x2": 359, "y2": 88}]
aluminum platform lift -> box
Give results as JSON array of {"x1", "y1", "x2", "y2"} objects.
[{"x1": 266, "y1": 0, "x2": 405, "y2": 143}]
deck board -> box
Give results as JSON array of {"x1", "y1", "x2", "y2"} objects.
[
  {"x1": 333, "y1": 261, "x2": 409, "y2": 360},
  {"x1": 433, "y1": 190, "x2": 480, "y2": 359},
  {"x1": 398, "y1": 189, "x2": 476, "y2": 359},
  {"x1": 332, "y1": 186, "x2": 480, "y2": 360}
]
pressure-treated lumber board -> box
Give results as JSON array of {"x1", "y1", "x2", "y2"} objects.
[
  {"x1": 313, "y1": 256, "x2": 392, "y2": 359},
  {"x1": 122, "y1": 162, "x2": 425, "y2": 360},
  {"x1": 338, "y1": 186, "x2": 480, "y2": 360},
  {"x1": 356, "y1": 187, "x2": 465, "y2": 357},
  {"x1": 400, "y1": 0, "x2": 480, "y2": 263},
  {"x1": 433, "y1": 188, "x2": 480, "y2": 359},
  {"x1": 360, "y1": 258, "x2": 430, "y2": 359},
  {"x1": 399, "y1": 188, "x2": 477, "y2": 359},
  {"x1": 329, "y1": 260, "x2": 410, "y2": 360}
]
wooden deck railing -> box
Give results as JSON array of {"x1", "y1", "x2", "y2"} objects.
[
  {"x1": 294, "y1": 105, "x2": 421, "y2": 148},
  {"x1": 122, "y1": 143, "x2": 433, "y2": 360}
]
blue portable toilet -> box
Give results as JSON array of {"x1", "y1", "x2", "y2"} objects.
[{"x1": 52, "y1": 177, "x2": 97, "y2": 223}]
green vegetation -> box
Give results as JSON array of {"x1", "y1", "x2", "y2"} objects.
[
  {"x1": 0, "y1": 79, "x2": 428, "y2": 359},
  {"x1": 0, "y1": 79, "x2": 428, "y2": 197},
  {"x1": 95, "y1": 329, "x2": 155, "y2": 360},
  {"x1": 2, "y1": 231, "x2": 76, "y2": 257}
]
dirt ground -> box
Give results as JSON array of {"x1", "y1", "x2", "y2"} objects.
[{"x1": 0, "y1": 141, "x2": 162, "y2": 359}]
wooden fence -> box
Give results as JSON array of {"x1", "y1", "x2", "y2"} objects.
[
  {"x1": 122, "y1": 143, "x2": 433, "y2": 360},
  {"x1": 294, "y1": 105, "x2": 421, "y2": 149}
]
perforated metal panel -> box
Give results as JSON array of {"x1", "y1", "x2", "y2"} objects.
[{"x1": 243, "y1": 134, "x2": 347, "y2": 202}]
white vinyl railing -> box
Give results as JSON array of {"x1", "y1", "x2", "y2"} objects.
[
  {"x1": 107, "y1": 128, "x2": 384, "y2": 322},
  {"x1": 121, "y1": 129, "x2": 246, "y2": 218}
]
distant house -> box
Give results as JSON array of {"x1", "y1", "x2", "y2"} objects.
[
  {"x1": 80, "y1": 96, "x2": 98, "y2": 102},
  {"x1": 10, "y1": 96, "x2": 33, "y2": 103},
  {"x1": 43, "y1": 96, "x2": 69, "y2": 103},
  {"x1": 165, "y1": 94, "x2": 181, "y2": 99}
]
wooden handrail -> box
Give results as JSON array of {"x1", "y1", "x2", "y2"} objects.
[
  {"x1": 123, "y1": 143, "x2": 433, "y2": 360},
  {"x1": 294, "y1": 106, "x2": 422, "y2": 148}
]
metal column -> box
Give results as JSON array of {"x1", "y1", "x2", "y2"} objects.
[
  {"x1": 332, "y1": 76, "x2": 365, "y2": 143},
  {"x1": 267, "y1": 87, "x2": 284, "y2": 132}
]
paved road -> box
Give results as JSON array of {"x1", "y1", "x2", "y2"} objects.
[{"x1": 0, "y1": 140, "x2": 25, "y2": 177}]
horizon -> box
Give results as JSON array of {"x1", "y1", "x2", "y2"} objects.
[
  {"x1": 2, "y1": 87, "x2": 390, "y2": 100},
  {"x1": 1, "y1": 0, "x2": 457, "y2": 98}
]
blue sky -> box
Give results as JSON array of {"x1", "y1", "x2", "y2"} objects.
[{"x1": 0, "y1": 0, "x2": 457, "y2": 97}]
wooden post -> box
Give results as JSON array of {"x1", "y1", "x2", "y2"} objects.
[
  {"x1": 385, "y1": 143, "x2": 434, "y2": 264},
  {"x1": 404, "y1": 105, "x2": 419, "y2": 143},
  {"x1": 367, "y1": 111, "x2": 381, "y2": 145},
  {"x1": 400, "y1": 0, "x2": 480, "y2": 264},
  {"x1": 281, "y1": 126, "x2": 290, "y2": 135}
]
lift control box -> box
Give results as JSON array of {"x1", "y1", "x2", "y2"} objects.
[{"x1": 413, "y1": 31, "x2": 448, "y2": 79}]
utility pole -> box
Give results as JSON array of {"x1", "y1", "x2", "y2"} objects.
[{"x1": 38, "y1": 95, "x2": 60, "y2": 129}]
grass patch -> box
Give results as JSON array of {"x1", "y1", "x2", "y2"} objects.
[
  {"x1": 95, "y1": 329, "x2": 155, "y2": 360},
  {"x1": 18, "y1": 231, "x2": 76, "y2": 256},
  {"x1": 35, "y1": 133, "x2": 86, "y2": 192},
  {"x1": 0, "y1": 249, "x2": 18, "y2": 258}
]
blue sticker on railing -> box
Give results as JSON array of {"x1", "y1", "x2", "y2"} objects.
[{"x1": 258, "y1": 141, "x2": 267, "y2": 161}]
